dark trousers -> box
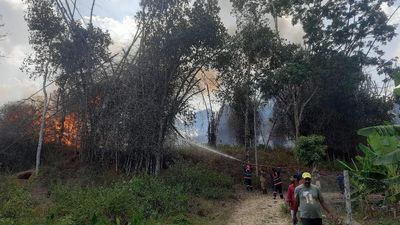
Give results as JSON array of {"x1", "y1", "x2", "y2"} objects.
[
  {"x1": 273, "y1": 185, "x2": 283, "y2": 198},
  {"x1": 300, "y1": 218, "x2": 322, "y2": 225},
  {"x1": 244, "y1": 178, "x2": 253, "y2": 191}
]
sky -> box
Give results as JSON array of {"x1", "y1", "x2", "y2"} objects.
[{"x1": 0, "y1": 0, "x2": 400, "y2": 107}]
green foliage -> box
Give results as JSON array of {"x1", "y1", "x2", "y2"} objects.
[
  {"x1": 0, "y1": 180, "x2": 44, "y2": 225},
  {"x1": 275, "y1": 0, "x2": 397, "y2": 58},
  {"x1": 163, "y1": 162, "x2": 234, "y2": 199},
  {"x1": 295, "y1": 135, "x2": 327, "y2": 167},
  {"x1": 296, "y1": 52, "x2": 392, "y2": 158},
  {"x1": 0, "y1": 160, "x2": 236, "y2": 225},
  {"x1": 339, "y1": 125, "x2": 400, "y2": 202},
  {"x1": 279, "y1": 203, "x2": 289, "y2": 215},
  {"x1": 229, "y1": 86, "x2": 258, "y2": 145},
  {"x1": 47, "y1": 175, "x2": 189, "y2": 224}
]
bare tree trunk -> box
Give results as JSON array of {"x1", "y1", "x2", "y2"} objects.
[
  {"x1": 115, "y1": 151, "x2": 118, "y2": 173},
  {"x1": 254, "y1": 104, "x2": 258, "y2": 176},
  {"x1": 244, "y1": 63, "x2": 250, "y2": 153},
  {"x1": 206, "y1": 84, "x2": 217, "y2": 147},
  {"x1": 155, "y1": 153, "x2": 161, "y2": 175},
  {"x1": 35, "y1": 62, "x2": 50, "y2": 175},
  {"x1": 269, "y1": 0, "x2": 279, "y2": 34},
  {"x1": 58, "y1": 88, "x2": 66, "y2": 145},
  {"x1": 266, "y1": 118, "x2": 277, "y2": 148},
  {"x1": 292, "y1": 90, "x2": 300, "y2": 140},
  {"x1": 294, "y1": 87, "x2": 317, "y2": 140},
  {"x1": 155, "y1": 116, "x2": 165, "y2": 176}
]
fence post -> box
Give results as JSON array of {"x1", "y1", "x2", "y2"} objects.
[{"x1": 344, "y1": 170, "x2": 353, "y2": 225}]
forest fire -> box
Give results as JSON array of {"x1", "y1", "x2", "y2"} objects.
[{"x1": 45, "y1": 112, "x2": 80, "y2": 148}]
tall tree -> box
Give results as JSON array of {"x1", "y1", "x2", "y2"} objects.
[
  {"x1": 232, "y1": 0, "x2": 399, "y2": 155},
  {"x1": 23, "y1": 0, "x2": 67, "y2": 174},
  {"x1": 261, "y1": 47, "x2": 318, "y2": 140},
  {"x1": 97, "y1": 0, "x2": 227, "y2": 174},
  {"x1": 216, "y1": 19, "x2": 283, "y2": 149}
]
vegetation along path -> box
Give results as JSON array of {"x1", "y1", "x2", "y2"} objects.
[{"x1": 228, "y1": 191, "x2": 291, "y2": 225}]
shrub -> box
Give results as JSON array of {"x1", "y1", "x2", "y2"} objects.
[
  {"x1": 47, "y1": 175, "x2": 188, "y2": 224},
  {"x1": 295, "y1": 135, "x2": 327, "y2": 168},
  {"x1": 163, "y1": 162, "x2": 234, "y2": 199},
  {"x1": 0, "y1": 180, "x2": 43, "y2": 225}
]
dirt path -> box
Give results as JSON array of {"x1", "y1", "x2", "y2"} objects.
[{"x1": 227, "y1": 191, "x2": 291, "y2": 225}]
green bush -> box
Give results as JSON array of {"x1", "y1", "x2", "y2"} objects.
[
  {"x1": 47, "y1": 175, "x2": 188, "y2": 225},
  {"x1": 0, "y1": 161, "x2": 236, "y2": 224},
  {"x1": 295, "y1": 135, "x2": 327, "y2": 167},
  {"x1": 163, "y1": 162, "x2": 234, "y2": 199},
  {"x1": 0, "y1": 180, "x2": 44, "y2": 225}
]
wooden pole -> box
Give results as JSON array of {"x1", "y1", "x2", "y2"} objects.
[{"x1": 344, "y1": 170, "x2": 353, "y2": 225}]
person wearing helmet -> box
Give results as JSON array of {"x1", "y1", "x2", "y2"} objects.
[{"x1": 293, "y1": 172, "x2": 336, "y2": 225}]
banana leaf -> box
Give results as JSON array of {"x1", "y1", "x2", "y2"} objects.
[
  {"x1": 373, "y1": 149, "x2": 400, "y2": 165},
  {"x1": 357, "y1": 125, "x2": 400, "y2": 137},
  {"x1": 387, "y1": 192, "x2": 400, "y2": 202},
  {"x1": 382, "y1": 175, "x2": 400, "y2": 185},
  {"x1": 358, "y1": 143, "x2": 377, "y2": 157},
  {"x1": 337, "y1": 160, "x2": 355, "y2": 171},
  {"x1": 367, "y1": 135, "x2": 399, "y2": 154},
  {"x1": 359, "y1": 170, "x2": 387, "y2": 180}
]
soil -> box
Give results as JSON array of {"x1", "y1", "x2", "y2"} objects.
[{"x1": 227, "y1": 191, "x2": 292, "y2": 225}]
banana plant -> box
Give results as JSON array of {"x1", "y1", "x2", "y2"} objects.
[{"x1": 339, "y1": 125, "x2": 400, "y2": 202}]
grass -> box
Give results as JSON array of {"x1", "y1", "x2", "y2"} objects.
[
  {"x1": 0, "y1": 158, "x2": 237, "y2": 225},
  {"x1": 353, "y1": 211, "x2": 399, "y2": 225},
  {"x1": 0, "y1": 145, "x2": 349, "y2": 225}
]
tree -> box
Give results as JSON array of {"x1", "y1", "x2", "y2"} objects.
[
  {"x1": 215, "y1": 19, "x2": 283, "y2": 150},
  {"x1": 277, "y1": 0, "x2": 397, "y2": 57},
  {"x1": 0, "y1": 103, "x2": 39, "y2": 171},
  {"x1": 23, "y1": 0, "x2": 226, "y2": 175},
  {"x1": 198, "y1": 70, "x2": 225, "y2": 147},
  {"x1": 114, "y1": 0, "x2": 226, "y2": 174},
  {"x1": 299, "y1": 52, "x2": 393, "y2": 159},
  {"x1": 23, "y1": 0, "x2": 68, "y2": 174},
  {"x1": 234, "y1": 0, "x2": 399, "y2": 156},
  {"x1": 261, "y1": 47, "x2": 318, "y2": 140},
  {"x1": 24, "y1": 0, "x2": 114, "y2": 171}
]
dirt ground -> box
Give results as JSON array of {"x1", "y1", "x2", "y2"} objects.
[{"x1": 227, "y1": 191, "x2": 292, "y2": 225}]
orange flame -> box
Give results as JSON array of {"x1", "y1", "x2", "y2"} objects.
[{"x1": 45, "y1": 112, "x2": 80, "y2": 148}]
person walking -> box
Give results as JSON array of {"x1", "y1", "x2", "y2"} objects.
[
  {"x1": 287, "y1": 175, "x2": 299, "y2": 224},
  {"x1": 293, "y1": 172, "x2": 336, "y2": 225},
  {"x1": 272, "y1": 167, "x2": 283, "y2": 199},
  {"x1": 243, "y1": 164, "x2": 253, "y2": 191}
]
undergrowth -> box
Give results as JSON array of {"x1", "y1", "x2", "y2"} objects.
[{"x1": 0, "y1": 161, "x2": 235, "y2": 225}]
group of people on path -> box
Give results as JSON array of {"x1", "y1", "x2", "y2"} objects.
[
  {"x1": 243, "y1": 164, "x2": 338, "y2": 225},
  {"x1": 243, "y1": 165, "x2": 284, "y2": 199}
]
